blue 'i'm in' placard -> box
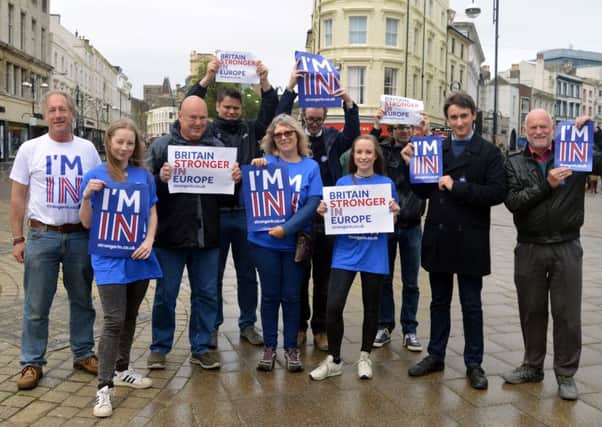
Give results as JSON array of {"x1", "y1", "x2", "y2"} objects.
[
  {"x1": 409, "y1": 135, "x2": 443, "y2": 184},
  {"x1": 294, "y1": 51, "x2": 341, "y2": 109},
  {"x1": 89, "y1": 182, "x2": 149, "y2": 258},
  {"x1": 242, "y1": 163, "x2": 293, "y2": 232},
  {"x1": 554, "y1": 121, "x2": 593, "y2": 172}
]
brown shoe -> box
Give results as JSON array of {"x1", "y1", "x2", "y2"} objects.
[
  {"x1": 73, "y1": 355, "x2": 98, "y2": 375},
  {"x1": 17, "y1": 366, "x2": 43, "y2": 390},
  {"x1": 297, "y1": 330, "x2": 307, "y2": 347},
  {"x1": 314, "y1": 333, "x2": 328, "y2": 351}
]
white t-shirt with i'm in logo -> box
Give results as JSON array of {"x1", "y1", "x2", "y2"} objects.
[{"x1": 10, "y1": 134, "x2": 101, "y2": 226}]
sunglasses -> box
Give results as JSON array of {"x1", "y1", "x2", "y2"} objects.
[{"x1": 273, "y1": 130, "x2": 296, "y2": 140}]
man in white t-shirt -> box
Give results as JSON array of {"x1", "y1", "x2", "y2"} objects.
[{"x1": 10, "y1": 90, "x2": 101, "y2": 390}]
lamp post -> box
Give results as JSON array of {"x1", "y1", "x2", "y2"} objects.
[
  {"x1": 22, "y1": 76, "x2": 49, "y2": 137},
  {"x1": 465, "y1": 0, "x2": 499, "y2": 143}
]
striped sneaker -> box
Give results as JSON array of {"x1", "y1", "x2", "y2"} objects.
[{"x1": 113, "y1": 369, "x2": 153, "y2": 389}]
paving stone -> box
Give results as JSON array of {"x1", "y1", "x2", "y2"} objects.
[{"x1": 8, "y1": 401, "x2": 55, "y2": 423}]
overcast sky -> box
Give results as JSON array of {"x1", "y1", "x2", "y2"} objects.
[{"x1": 50, "y1": 1, "x2": 601, "y2": 99}]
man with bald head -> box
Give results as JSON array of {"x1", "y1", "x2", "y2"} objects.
[
  {"x1": 502, "y1": 109, "x2": 600, "y2": 400},
  {"x1": 147, "y1": 95, "x2": 241, "y2": 370}
]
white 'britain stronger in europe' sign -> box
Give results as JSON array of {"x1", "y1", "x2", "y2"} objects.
[
  {"x1": 323, "y1": 184, "x2": 394, "y2": 235},
  {"x1": 167, "y1": 146, "x2": 237, "y2": 194}
]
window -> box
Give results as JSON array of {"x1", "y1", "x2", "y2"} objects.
[
  {"x1": 440, "y1": 46, "x2": 445, "y2": 67},
  {"x1": 6, "y1": 63, "x2": 12, "y2": 95},
  {"x1": 427, "y1": 37, "x2": 432, "y2": 59},
  {"x1": 425, "y1": 80, "x2": 431, "y2": 105},
  {"x1": 450, "y1": 64, "x2": 455, "y2": 81},
  {"x1": 459, "y1": 68, "x2": 464, "y2": 85},
  {"x1": 41, "y1": 28, "x2": 46, "y2": 61},
  {"x1": 451, "y1": 38, "x2": 455, "y2": 54},
  {"x1": 349, "y1": 17, "x2": 367, "y2": 44},
  {"x1": 20, "y1": 12, "x2": 26, "y2": 50},
  {"x1": 460, "y1": 44, "x2": 464, "y2": 59},
  {"x1": 385, "y1": 18, "x2": 398, "y2": 47},
  {"x1": 8, "y1": 4, "x2": 14, "y2": 45},
  {"x1": 348, "y1": 66, "x2": 366, "y2": 103},
  {"x1": 42, "y1": 0, "x2": 47, "y2": 12},
  {"x1": 384, "y1": 67, "x2": 398, "y2": 95},
  {"x1": 31, "y1": 19, "x2": 36, "y2": 56},
  {"x1": 323, "y1": 19, "x2": 333, "y2": 47},
  {"x1": 413, "y1": 26, "x2": 420, "y2": 52},
  {"x1": 412, "y1": 75, "x2": 419, "y2": 98}
]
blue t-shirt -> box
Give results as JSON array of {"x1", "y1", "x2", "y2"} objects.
[
  {"x1": 248, "y1": 155, "x2": 323, "y2": 252},
  {"x1": 81, "y1": 164, "x2": 163, "y2": 285},
  {"x1": 331, "y1": 174, "x2": 398, "y2": 275}
]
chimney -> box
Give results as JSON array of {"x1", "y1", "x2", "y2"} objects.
[{"x1": 534, "y1": 52, "x2": 544, "y2": 90}]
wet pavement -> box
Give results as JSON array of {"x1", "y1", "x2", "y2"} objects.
[{"x1": 1, "y1": 175, "x2": 602, "y2": 426}]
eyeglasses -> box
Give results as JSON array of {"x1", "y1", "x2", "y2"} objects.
[
  {"x1": 393, "y1": 126, "x2": 411, "y2": 131},
  {"x1": 273, "y1": 130, "x2": 296, "y2": 140},
  {"x1": 305, "y1": 117, "x2": 325, "y2": 124}
]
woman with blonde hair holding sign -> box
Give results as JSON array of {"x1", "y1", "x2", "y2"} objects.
[
  {"x1": 309, "y1": 134, "x2": 399, "y2": 381},
  {"x1": 248, "y1": 114, "x2": 323, "y2": 373}
]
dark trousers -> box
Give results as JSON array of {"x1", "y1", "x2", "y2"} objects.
[
  {"x1": 97, "y1": 280, "x2": 149, "y2": 388},
  {"x1": 300, "y1": 230, "x2": 334, "y2": 333},
  {"x1": 514, "y1": 240, "x2": 582, "y2": 377},
  {"x1": 427, "y1": 272, "x2": 483, "y2": 367},
  {"x1": 326, "y1": 268, "x2": 383, "y2": 359}
]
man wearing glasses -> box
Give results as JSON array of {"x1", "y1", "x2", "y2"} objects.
[
  {"x1": 277, "y1": 65, "x2": 360, "y2": 351},
  {"x1": 368, "y1": 109, "x2": 429, "y2": 352}
]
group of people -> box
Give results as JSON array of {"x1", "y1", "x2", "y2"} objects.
[{"x1": 9, "y1": 57, "x2": 598, "y2": 422}]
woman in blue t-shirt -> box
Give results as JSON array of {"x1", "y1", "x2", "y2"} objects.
[
  {"x1": 309, "y1": 134, "x2": 400, "y2": 382},
  {"x1": 79, "y1": 119, "x2": 162, "y2": 418},
  {"x1": 248, "y1": 114, "x2": 323, "y2": 373}
]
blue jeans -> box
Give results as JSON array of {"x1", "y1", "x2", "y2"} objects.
[
  {"x1": 378, "y1": 225, "x2": 421, "y2": 334},
  {"x1": 251, "y1": 244, "x2": 303, "y2": 349},
  {"x1": 427, "y1": 272, "x2": 484, "y2": 367},
  {"x1": 151, "y1": 247, "x2": 218, "y2": 355},
  {"x1": 21, "y1": 228, "x2": 95, "y2": 367},
  {"x1": 216, "y1": 210, "x2": 258, "y2": 332}
]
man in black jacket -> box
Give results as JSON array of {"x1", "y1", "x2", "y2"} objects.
[
  {"x1": 502, "y1": 110, "x2": 600, "y2": 401},
  {"x1": 402, "y1": 93, "x2": 507, "y2": 390},
  {"x1": 368, "y1": 108, "x2": 427, "y2": 352},
  {"x1": 276, "y1": 64, "x2": 360, "y2": 351},
  {"x1": 186, "y1": 58, "x2": 278, "y2": 347},
  {"x1": 146, "y1": 96, "x2": 241, "y2": 370}
]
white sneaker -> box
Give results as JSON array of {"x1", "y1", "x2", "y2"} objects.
[
  {"x1": 309, "y1": 355, "x2": 343, "y2": 381},
  {"x1": 93, "y1": 385, "x2": 113, "y2": 418},
  {"x1": 358, "y1": 351, "x2": 373, "y2": 379},
  {"x1": 113, "y1": 369, "x2": 153, "y2": 389}
]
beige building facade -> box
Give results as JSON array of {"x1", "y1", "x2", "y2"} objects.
[
  {"x1": 307, "y1": 0, "x2": 458, "y2": 128},
  {"x1": 0, "y1": 0, "x2": 52, "y2": 160}
]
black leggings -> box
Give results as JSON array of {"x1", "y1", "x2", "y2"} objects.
[{"x1": 326, "y1": 268, "x2": 384, "y2": 359}]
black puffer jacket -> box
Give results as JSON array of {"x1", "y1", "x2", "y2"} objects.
[
  {"x1": 371, "y1": 128, "x2": 425, "y2": 227},
  {"x1": 186, "y1": 85, "x2": 279, "y2": 208},
  {"x1": 504, "y1": 144, "x2": 601, "y2": 244},
  {"x1": 148, "y1": 121, "x2": 223, "y2": 249}
]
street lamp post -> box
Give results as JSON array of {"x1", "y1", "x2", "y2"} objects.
[
  {"x1": 22, "y1": 76, "x2": 49, "y2": 138},
  {"x1": 466, "y1": 0, "x2": 499, "y2": 143}
]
